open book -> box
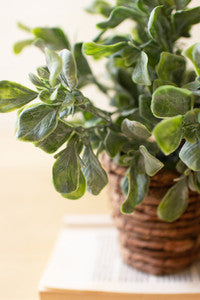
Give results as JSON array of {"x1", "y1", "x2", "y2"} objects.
[{"x1": 39, "y1": 215, "x2": 200, "y2": 300}]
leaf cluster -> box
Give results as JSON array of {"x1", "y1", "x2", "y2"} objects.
[{"x1": 1, "y1": 0, "x2": 200, "y2": 222}]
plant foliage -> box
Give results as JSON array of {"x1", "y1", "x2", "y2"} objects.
[{"x1": 1, "y1": 1, "x2": 200, "y2": 222}]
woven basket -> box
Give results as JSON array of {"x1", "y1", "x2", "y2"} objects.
[{"x1": 103, "y1": 155, "x2": 200, "y2": 275}]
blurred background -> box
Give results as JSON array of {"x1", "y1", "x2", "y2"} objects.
[{"x1": 0, "y1": 0, "x2": 199, "y2": 299}]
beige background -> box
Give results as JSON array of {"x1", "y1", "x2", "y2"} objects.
[{"x1": 0, "y1": 1, "x2": 199, "y2": 300}]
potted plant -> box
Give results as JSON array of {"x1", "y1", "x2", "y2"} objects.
[{"x1": 1, "y1": 0, "x2": 200, "y2": 275}]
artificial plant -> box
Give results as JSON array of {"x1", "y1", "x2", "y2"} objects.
[{"x1": 1, "y1": 0, "x2": 200, "y2": 222}]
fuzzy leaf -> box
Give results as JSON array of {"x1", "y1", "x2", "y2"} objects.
[
  {"x1": 13, "y1": 39, "x2": 34, "y2": 54},
  {"x1": 156, "y1": 52, "x2": 186, "y2": 85},
  {"x1": 59, "y1": 49, "x2": 78, "y2": 90},
  {"x1": 180, "y1": 140, "x2": 200, "y2": 171},
  {"x1": 174, "y1": 0, "x2": 191, "y2": 10},
  {"x1": 35, "y1": 120, "x2": 73, "y2": 153},
  {"x1": 183, "y1": 109, "x2": 200, "y2": 143},
  {"x1": 16, "y1": 104, "x2": 58, "y2": 142},
  {"x1": 0, "y1": 81, "x2": 38, "y2": 113},
  {"x1": 82, "y1": 145, "x2": 108, "y2": 195},
  {"x1": 193, "y1": 172, "x2": 200, "y2": 193},
  {"x1": 121, "y1": 166, "x2": 149, "y2": 214},
  {"x1": 139, "y1": 145, "x2": 164, "y2": 176},
  {"x1": 157, "y1": 177, "x2": 189, "y2": 222},
  {"x1": 53, "y1": 138, "x2": 79, "y2": 194},
  {"x1": 61, "y1": 169, "x2": 86, "y2": 200},
  {"x1": 121, "y1": 45, "x2": 140, "y2": 67},
  {"x1": 139, "y1": 94, "x2": 158, "y2": 124},
  {"x1": 151, "y1": 85, "x2": 192, "y2": 118},
  {"x1": 37, "y1": 67, "x2": 50, "y2": 80},
  {"x1": 153, "y1": 79, "x2": 173, "y2": 91},
  {"x1": 73, "y1": 42, "x2": 94, "y2": 87},
  {"x1": 28, "y1": 73, "x2": 46, "y2": 89},
  {"x1": 147, "y1": 5, "x2": 172, "y2": 51},
  {"x1": 154, "y1": 115, "x2": 183, "y2": 155},
  {"x1": 86, "y1": 0, "x2": 112, "y2": 17},
  {"x1": 173, "y1": 7, "x2": 200, "y2": 38},
  {"x1": 132, "y1": 51, "x2": 151, "y2": 86},
  {"x1": 122, "y1": 118, "x2": 151, "y2": 140},
  {"x1": 45, "y1": 48, "x2": 62, "y2": 87},
  {"x1": 62, "y1": 93, "x2": 75, "y2": 108},
  {"x1": 183, "y1": 43, "x2": 200, "y2": 77},
  {"x1": 33, "y1": 27, "x2": 70, "y2": 51},
  {"x1": 104, "y1": 129, "x2": 127, "y2": 157},
  {"x1": 97, "y1": 6, "x2": 144, "y2": 29},
  {"x1": 147, "y1": 5, "x2": 163, "y2": 41},
  {"x1": 84, "y1": 42, "x2": 127, "y2": 59}
]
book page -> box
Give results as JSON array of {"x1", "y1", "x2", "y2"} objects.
[{"x1": 40, "y1": 215, "x2": 200, "y2": 294}]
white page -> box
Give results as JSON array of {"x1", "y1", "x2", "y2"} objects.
[{"x1": 40, "y1": 215, "x2": 200, "y2": 294}]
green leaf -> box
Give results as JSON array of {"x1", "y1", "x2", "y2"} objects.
[
  {"x1": 188, "y1": 171, "x2": 200, "y2": 193},
  {"x1": 28, "y1": 73, "x2": 46, "y2": 88},
  {"x1": 0, "y1": 81, "x2": 38, "y2": 113},
  {"x1": 109, "y1": 66, "x2": 138, "y2": 96},
  {"x1": 35, "y1": 120, "x2": 73, "y2": 153},
  {"x1": 188, "y1": 172, "x2": 196, "y2": 191},
  {"x1": 154, "y1": 115, "x2": 183, "y2": 155},
  {"x1": 173, "y1": 7, "x2": 200, "y2": 38},
  {"x1": 121, "y1": 45, "x2": 140, "y2": 67},
  {"x1": 17, "y1": 22, "x2": 31, "y2": 32},
  {"x1": 121, "y1": 118, "x2": 151, "y2": 140},
  {"x1": 151, "y1": 85, "x2": 193, "y2": 118},
  {"x1": 148, "y1": 6, "x2": 163, "y2": 41},
  {"x1": 40, "y1": 87, "x2": 66, "y2": 105},
  {"x1": 139, "y1": 94, "x2": 158, "y2": 124},
  {"x1": 13, "y1": 39, "x2": 34, "y2": 54},
  {"x1": 174, "y1": 0, "x2": 191, "y2": 10},
  {"x1": 16, "y1": 104, "x2": 58, "y2": 142},
  {"x1": 193, "y1": 172, "x2": 200, "y2": 193},
  {"x1": 176, "y1": 160, "x2": 187, "y2": 174},
  {"x1": 139, "y1": 145, "x2": 164, "y2": 176},
  {"x1": 157, "y1": 177, "x2": 189, "y2": 222},
  {"x1": 45, "y1": 48, "x2": 62, "y2": 87},
  {"x1": 82, "y1": 144, "x2": 108, "y2": 195},
  {"x1": 59, "y1": 49, "x2": 78, "y2": 90},
  {"x1": 121, "y1": 166, "x2": 149, "y2": 214},
  {"x1": 72, "y1": 90, "x2": 85, "y2": 105},
  {"x1": 132, "y1": 51, "x2": 151, "y2": 86},
  {"x1": 147, "y1": 5, "x2": 172, "y2": 51},
  {"x1": 121, "y1": 175, "x2": 129, "y2": 196},
  {"x1": 113, "y1": 93, "x2": 133, "y2": 110},
  {"x1": 86, "y1": 0, "x2": 112, "y2": 17},
  {"x1": 83, "y1": 41, "x2": 127, "y2": 59},
  {"x1": 62, "y1": 93, "x2": 75, "y2": 108},
  {"x1": 180, "y1": 140, "x2": 200, "y2": 171},
  {"x1": 37, "y1": 67, "x2": 50, "y2": 80},
  {"x1": 183, "y1": 43, "x2": 200, "y2": 77},
  {"x1": 73, "y1": 42, "x2": 94, "y2": 87},
  {"x1": 53, "y1": 138, "x2": 79, "y2": 194},
  {"x1": 32, "y1": 27, "x2": 70, "y2": 51},
  {"x1": 97, "y1": 6, "x2": 144, "y2": 29},
  {"x1": 183, "y1": 109, "x2": 200, "y2": 143},
  {"x1": 153, "y1": 79, "x2": 173, "y2": 91},
  {"x1": 61, "y1": 169, "x2": 86, "y2": 199},
  {"x1": 104, "y1": 129, "x2": 127, "y2": 157},
  {"x1": 156, "y1": 52, "x2": 186, "y2": 85}
]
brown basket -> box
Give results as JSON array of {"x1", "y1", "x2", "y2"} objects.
[{"x1": 103, "y1": 155, "x2": 200, "y2": 275}]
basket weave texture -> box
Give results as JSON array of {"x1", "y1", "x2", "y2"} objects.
[{"x1": 103, "y1": 155, "x2": 200, "y2": 275}]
